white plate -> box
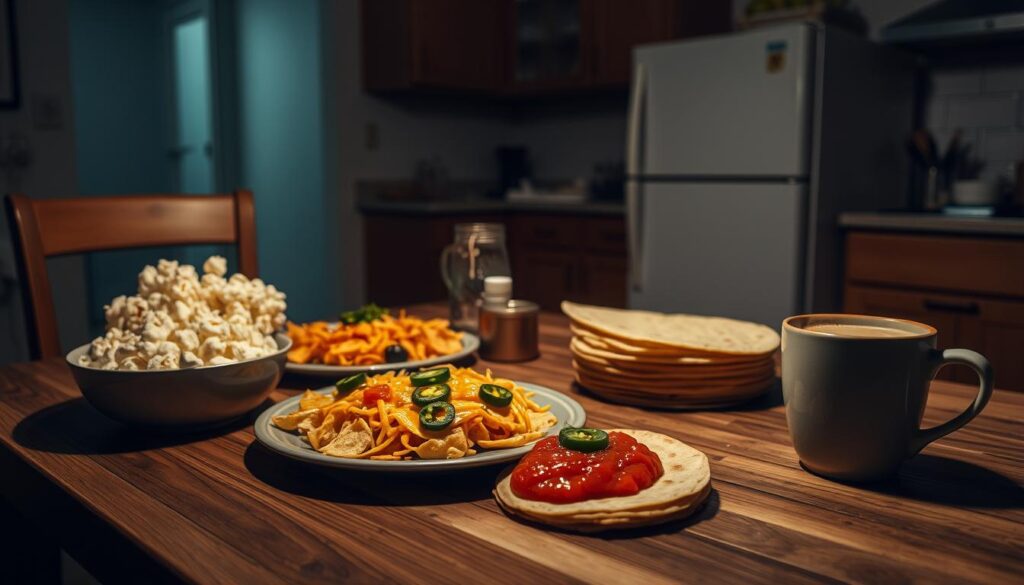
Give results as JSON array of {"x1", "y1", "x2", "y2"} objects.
[
  {"x1": 284, "y1": 332, "x2": 480, "y2": 377},
  {"x1": 253, "y1": 382, "x2": 586, "y2": 472}
]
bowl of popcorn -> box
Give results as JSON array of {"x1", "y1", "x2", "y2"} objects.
[{"x1": 67, "y1": 256, "x2": 291, "y2": 429}]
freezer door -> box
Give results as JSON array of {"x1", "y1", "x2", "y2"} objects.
[
  {"x1": 635, "y1": 24, "x2": 812, "y2": 178},
  {"x1": 629, "y1": 181, "x2": 806, "y2": 330}
]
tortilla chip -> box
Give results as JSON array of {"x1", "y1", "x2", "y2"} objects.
[
  {"x1": 299, "y1": 389, "x2": 336, "y2": 411},
  {"x1": 415, "y1": 428, "x2": 469, "y2": 459},
  {"x1": 319, "y1": 418, "x2": 373, "y2": 457},
  {"x1": 271, "y1": 408, "x2": 321, "y2": 431}
]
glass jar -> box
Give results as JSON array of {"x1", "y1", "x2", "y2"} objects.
[{"x1": 440, "y1": 223, "x2": 511, "y2": 331}]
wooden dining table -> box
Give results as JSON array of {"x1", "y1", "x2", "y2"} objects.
[{"x1": 0, "y1": 302, "x2": 1021, "y2": 584}]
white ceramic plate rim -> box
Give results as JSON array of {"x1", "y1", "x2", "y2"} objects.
[
  {"x1": 253, "y1": 382, "x2": 586, "y2": 471},
  {"x1": 284, "y1": 331, "x2": 480, "y2": 377}
]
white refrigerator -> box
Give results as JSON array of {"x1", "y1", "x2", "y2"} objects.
[{"x1": 627, "y1": 23, "x2": 915, "y2": 328}]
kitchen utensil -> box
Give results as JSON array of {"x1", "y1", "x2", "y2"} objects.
[
  {"x1": 782, "y1": 314, "x2": 993, "y2": 482},
  {"x1": 440, "y1": 223, "x2": 512, "y2": 331}
]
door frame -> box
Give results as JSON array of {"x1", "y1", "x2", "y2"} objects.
[{"x1": 163, "y1": 0, "x2": 233, "y2": 193}]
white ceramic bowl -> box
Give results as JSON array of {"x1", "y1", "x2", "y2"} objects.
[
  {"x1": 66, "y1": 333, "x2": 291, "y2": 430},
  {"x1": 952, "y1": 180, "x2": 997, "y2": 206}
]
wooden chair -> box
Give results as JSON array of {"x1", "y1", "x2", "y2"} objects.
[{"x1": 4, "y1": 190, "x2": 259, "y2": 360}]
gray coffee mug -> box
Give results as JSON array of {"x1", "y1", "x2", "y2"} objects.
[{"x1": 781, "y1": 314, "x2": 993, "y2": 482}]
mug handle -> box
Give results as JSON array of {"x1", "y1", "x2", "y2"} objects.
[{"x1": 909, "y1": 349, "x2": 994, "y2": 456}]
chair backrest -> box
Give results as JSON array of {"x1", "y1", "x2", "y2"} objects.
[{"x1": 4, "y1": 190, "x2": 259, "y2": 360}]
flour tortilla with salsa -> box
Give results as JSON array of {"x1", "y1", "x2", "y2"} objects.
[{"x1": 494, "y1": 429, "x2": 711, "y2": 531}]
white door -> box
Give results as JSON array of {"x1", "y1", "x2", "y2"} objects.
[
  {"x1": 635, "y1": 23, "x2": 812, "y2": 178},
  {"x1": 629, "y1": 181, "x2": 806, "y2": 330}
]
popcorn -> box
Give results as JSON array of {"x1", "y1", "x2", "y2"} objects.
[{"x1": 79, "y1": 256, "x2": 287, "y2": 370}]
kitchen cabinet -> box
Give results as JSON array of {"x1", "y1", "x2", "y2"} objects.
[
  {"x1": 844, "y1": 231, "x2": 1024, "y2": 390},
  {"x1": 586, "y1": 0, "x2": 727, "y2": 86},
  {"x1": 363, "y1": 213, "x2": 504, "y2": 307},
  {"x1": 363, "y1": 211, "x2": 627, "y2": 313},
  {"x1": 362, "y1": 0, "x2": 729, "y2": 95},
  {"x1": 510, "y1": 214, "x2": 627, "y2": 310},
  {"x1": 361, "y1": 0, "x2": 506, "y2": 92}
]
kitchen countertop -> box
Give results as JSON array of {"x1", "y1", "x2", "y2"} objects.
[
  {"x1": 358, "y1": 195, "x2": 625, "y2": 216},
  {"x1": 1, "y1": 302, "x2": 1022, "y2": 584},
  {"x1": 839, "y1": 212, "x2": 1024, "y2": 237}
]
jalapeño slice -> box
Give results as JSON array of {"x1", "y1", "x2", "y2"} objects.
[
  {"x1": 412, "y1": 383, "x2": 451, "y2": 407},
  {"x1": 419, "y1": 401, "x2": 456, "y2": 431},
  {"x1": 478, "y1": 383, "x2": 513, "y2": 408},
  {"x1": 410, "y1": 367, "x2": 451, "y2": 387},
  {"x1": 335, "y1": 372, "x2": 367, "y2": 393},
  {"x1": 558, "y1": 427, "x2": 610, "y2": 453}
]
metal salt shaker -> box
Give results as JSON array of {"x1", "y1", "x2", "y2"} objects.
[{"x1": 478, "y1": 277, "x2": 539, "y2": 362}]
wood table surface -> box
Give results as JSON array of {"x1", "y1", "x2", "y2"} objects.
[{"x1": 1, "y1": 303, "x2": 1022, "y2": 584}]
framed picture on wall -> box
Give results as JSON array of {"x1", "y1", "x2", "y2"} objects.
[{"x1": 0, "y1": 0, "x2": 19, "y2": 109}]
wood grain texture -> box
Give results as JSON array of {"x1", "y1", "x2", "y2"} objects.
[
  {"x1": 4, "y1": 191, "x2": 258, "y2": 360},
  {"x1": 846, "y1": 231, "x2": 1024, "y2": 298},
  {"x1": 0, "y1": 303, "x2": 1021, "y2": 584}
]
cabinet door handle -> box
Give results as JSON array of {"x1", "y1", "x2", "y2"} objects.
[{"x1": 924, "y1": 299, "x2": 980, "y2": 314}]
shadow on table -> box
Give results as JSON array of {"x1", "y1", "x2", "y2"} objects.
[
  {"x1": 243, "y1": 441, "x2": 497, "y2": 507},
  {"x1": 855, "y1": 454, "x2": 1024, "y2": 509},
  {"x1": 12, "y1": 397, "x2": 264, "y2": 455},
  {"x1": 495, "y1": 489, "x2": 720, "y2": 539}
]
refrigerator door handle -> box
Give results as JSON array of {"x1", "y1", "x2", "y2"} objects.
[{"x1": 626, "y1": 63, "x2": 646, "y2": 292}]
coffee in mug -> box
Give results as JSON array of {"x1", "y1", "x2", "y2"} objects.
[{"x1": 781, "y1": 314, "x2": 993, "y2": 482}]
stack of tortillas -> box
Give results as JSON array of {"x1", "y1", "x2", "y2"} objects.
[
  {"x1": 563, "y1": 301, "x2": 780, "y2": 409},
  {"x1": 494, "y1": 430, "x2": 711, "y2": 532}
]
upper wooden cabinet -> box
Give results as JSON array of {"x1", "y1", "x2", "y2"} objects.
[
  {"x1": 361, "y1": 0, "x2": 506, "y2": 92},
  {"x1": 361, "y1": 0, "x2": 730, "y2": 95}
]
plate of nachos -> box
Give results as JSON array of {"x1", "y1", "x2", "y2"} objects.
[
  {"x1": 284, "y1": 304, "x2": 479, "y2": 376},
  {"x1": 254, "y1": 365, "x2": 586, "y2": 471}
]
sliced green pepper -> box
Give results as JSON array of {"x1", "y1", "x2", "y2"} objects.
[
  {"x1": 412, "y1": 383, "x2": 451, "y2": 407},
  {"x1": 478, "y1": 383, "x2": 513, "y2": 408},
  {"x1": 335, "y1": 372, "x2": 367, "y2": 393},
  {"x1": 558, "y1": 427, "x2": 609, "y2": 452},
  {"x1": 419, "y1": 401, "x2": 455, "y2": 431},
  {"x1": 410, "y1": 367, "x2": 451, "y2": 387}
]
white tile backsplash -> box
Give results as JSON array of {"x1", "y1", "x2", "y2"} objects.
[
  {"x1": 983, "y1": 65, "x2": 1024, "y2": 92},
  {"x1": 928, "y1": 64, "x2": 1024, "y2": 180},
  {"x1": 981, "y1": 129, "x2": 1024, "y2": 162},
  {"x1": 931, "y1": 69, "x2": 982, "y2": 96},
  {"x1": 926, "y1": 97, "x2": 947, "y2": 130},
  {"x1": 946, "y1": 93, "x2": 1019, "y2": 129}
]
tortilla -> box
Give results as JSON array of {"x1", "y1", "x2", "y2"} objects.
[
  {"x1": 562, "y1": 301, "x2": 780, "y2": 355},
  {"x1": 574, "y1": 364, "x2": 774, "y2": 390},
  {"x1": 570, "y1": 338, "x2": 769, "y2": 368},
  {"x1": 571, "y1": 355, "x2": 774, "y2": 382},
  {"x1": 494, "y1": 429, "x2": 710, "y2": 522}
]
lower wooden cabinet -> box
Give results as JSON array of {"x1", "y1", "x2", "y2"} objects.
[
  {"x1": 364, "y1": 211, "x2": 627, "y2": 314},
  {"x1": 844, "y1": 231, "x2": 1024, "y2": 391}
]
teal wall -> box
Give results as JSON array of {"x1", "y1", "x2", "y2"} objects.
[
  {"x1": 236, "y1": 0, "x2": 333, "y2": 322},
  {"x1": 69, "y1": 0, "x2": 176, "y2": 335}
]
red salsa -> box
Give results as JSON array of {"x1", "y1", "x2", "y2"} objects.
[
  {"x1": 362, "y1": 384, "x2": 392, "y2": 407},
  {"x1": 510, "y1": 431, "x2": 663, "y2": 503}
]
